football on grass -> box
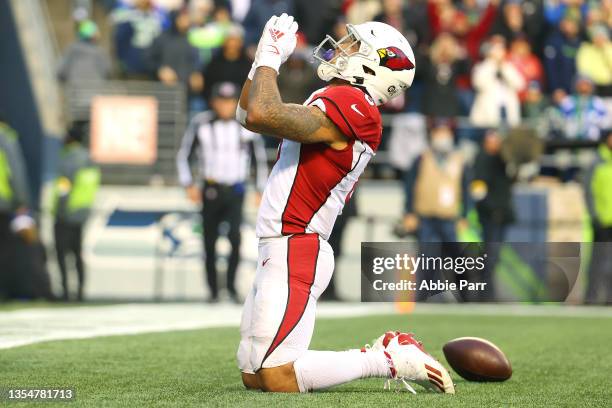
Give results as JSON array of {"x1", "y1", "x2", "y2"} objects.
[{"x1": 442, "y1": 337, "x2": 512, "y2": 382}]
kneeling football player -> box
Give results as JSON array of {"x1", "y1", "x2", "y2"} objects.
[{"x1": 235, "y1": 13, "x2": 454, "y2": 394}]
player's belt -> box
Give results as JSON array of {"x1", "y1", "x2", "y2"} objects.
[
  {"x1": 204, "y1": 179, "x2": 245, "y2": 194},
  {"x1": 204, "y1": 179, "x2": 235, "y2": 187}
]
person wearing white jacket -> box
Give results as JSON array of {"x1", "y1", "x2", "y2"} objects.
[{"x1": 470, "y1": 35, "x2": 525, "y2": 128}]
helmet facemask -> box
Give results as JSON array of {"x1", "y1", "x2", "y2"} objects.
[
  {"x1": 313, "y1": 22, "x2": 416, "y2": 106},
  {"x1": 312, "y1": 25, "x2": 374, "y2": 83}
]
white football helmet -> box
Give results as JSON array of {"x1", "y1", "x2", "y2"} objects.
[{"x1": 313, "y1": 22, "x2": 416, "y2": 106}]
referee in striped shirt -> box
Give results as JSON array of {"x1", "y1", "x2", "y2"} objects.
[{"x1": 177, "y1": 82, "x2": 268, "y2": 303}]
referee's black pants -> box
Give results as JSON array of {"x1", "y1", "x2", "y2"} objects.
[
  {"x1": 0, "y1": 213, "x2": 16, "y2": 300},
  {"x1": 201, "y1": 182, "x2": 244, "y2": 299},
  {"x1": 54, "y1": 221, "x2": 85, "y2": 301}
]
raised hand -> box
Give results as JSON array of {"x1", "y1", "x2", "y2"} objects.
[{"x1": 254, "y1": 13, "x2": 299, "y2": 74}]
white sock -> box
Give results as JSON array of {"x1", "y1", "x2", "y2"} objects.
[{"x1": 293, "y1": 349, "x2": 392, "y2": 392}]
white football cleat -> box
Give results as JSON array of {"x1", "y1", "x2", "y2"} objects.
[
  {"x1": 385, "y1": 333, "x2": 455, "y2": 394},
  {"x1": 362, "y1": 330, "x2": 400, "y2": 352}
]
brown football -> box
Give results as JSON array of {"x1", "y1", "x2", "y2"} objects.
[{"x1": 442, "y1": 337, "x2": 512, "y2": 382}]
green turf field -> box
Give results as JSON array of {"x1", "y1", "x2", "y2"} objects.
[{"x1": 1, "y1": 312, "x2": 611, "y2": 407}]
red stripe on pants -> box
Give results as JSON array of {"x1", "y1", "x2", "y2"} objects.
[{"x1": 261, "y1": 234, "x2": 319, "y2": 367}]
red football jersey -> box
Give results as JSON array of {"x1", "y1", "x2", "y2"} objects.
[
  {"x1": 309, "y1": 85, "x2": 382, "y2": 151},
  {"x1": 256, "y1": 86, "x2": 382, "y2": 240}
]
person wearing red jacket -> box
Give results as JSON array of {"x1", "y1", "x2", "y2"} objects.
[
  {"x1": 428, "y1": 0, "x2": 499, "y2": 62},
  {"x1": 427, "y1": 0, "x2": 500, "y2": 113},
  {"x1": 506, "y1": 35, "x2": 545, "y2": 102}
]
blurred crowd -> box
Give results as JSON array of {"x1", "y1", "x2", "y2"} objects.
[
  {"x1": 1, "y1": 119, "x2": 99, "y2": 302},
  {"x1": 2, "y1": 0, "x2": 612, "y2": 303},
  {"x1": 58, "y1": 0, "x2": 612, "y2": 142}
]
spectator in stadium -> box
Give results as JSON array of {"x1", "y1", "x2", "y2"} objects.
[
  {"x1": 450, "y1": 0, "x2": 499, "y2": 64},
  {"x1": 188, "y1": 0, "x2": 214, "y2": 29},
  {"x1": 112, "y1": 0, "x2": 164, "y2": 77},
  {"x1": 470, "y1": 35, "x2": 525, "y2": 128},
  {"x1": 226, "y1": 0, "x2": 252, "y2": 22},
  {"x1": 471, "y1": 129, "x2": 516, "y2": 301},
  {"x1": 458, "y1": 0, "x2": 483, "y2": 25},
  {"x1": 345, "y1": 0, "x2": 382, "y2": 25},
  {"x1": 576, "y1": 24, "x2": 612, "y2": 97},
  {"x1": 558, "y1": 75, "x2": 609, "y2": 140},
  {"x1": 521, "y1": 80, "x2": 545, "y2": 118},
  {"x1": 402, "y1": 120, "x2": 471, "y2": 244},
  {"x1": 430, "y1": 0, "x2": 496, "y2": 112},
  {"x1": 491, "y1": 0, "x2": 543, "y2": 48},
  {"x1": 421, "y1": 33, "x2": 470, "y2": 119},
  {"x1": 57, "y1": 20, "x2": 111, "y2": 84},
  {"x1": 543, "y1": 11, "x2": 581, "y2": 94},
  {"x1": 585, "y1": 2, "x2": 612, "y2": 29},
  {"x1": 521, "y1": 81, "x2": 549, "y2": 133},
  {"x1": 544, "y1": 88, "x2": 570, "y2": 139},
  {"x1": 0, "y1": 115, "x2": 33, "y2": 300},
  {"x1": 293, "y1": 0, "x2": 343, "y2": 45},
  {"x1": 148, "y1": 8, "x2": 204, "y2": 96},
  {"x1": 403, "y1": 120, "x2": 471, "y2": 301},
  {"x1": 583, "y1": 129, "x2": 612, "y2": 304},
  {"x1": 176, "y1": 82, "x2": 268, "y2": 303},
  {"x1": 506, "y1": 35, "x2": 544, "y2": 102},
  {"x1": 201, "y1": 24, "x2": 251, "y2": 105},
  {"x1": 372, "y1": 0, "x2": 410, "y2": 38},
  {"x1": 188, "y1": 4, "x2": 235, "y2": 67},
  {"x1": 427, "y1": 0, "x2": 460, "y2": 38},
  {"x1": 278, "y1": 39, "x2": 323, "y2": 104},
  {"x1": 374, "y1": 0, "x2": 430, "y2": 54},
  {"x1": 435, "y1": 0, "x2": 499, "y2": 114},
  {"x1": 52, "y1": 124, "x2": 101, "y2": 302},
  {"x1": 242, "y1": 0, "x2": 293, "y2": 56},
  {"x1": 544, "y1": 0, "x2": 589, "y2": 26}
]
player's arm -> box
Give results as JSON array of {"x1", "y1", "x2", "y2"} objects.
[
  {"x1": 245, "y1": 67, "x2": 348, "y2": 149},
  {"x1": 236, "y1": 78, "x2": 251, "y2": 125},
  {"x1": 176, "y1": 114, "x2": 204, "y2": 203}
]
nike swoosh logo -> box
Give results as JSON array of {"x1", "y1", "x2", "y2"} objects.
[
  {"x1": 262, "y1": 258, "x2": 271, "y2": 267},
  {"x1": 351, "y1": 103, "x2": 365, "y2": 117}
]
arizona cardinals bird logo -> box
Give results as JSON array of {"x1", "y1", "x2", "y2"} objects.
[{"x1": 377, "y1": 47, "x2": 414, "y2": 71}]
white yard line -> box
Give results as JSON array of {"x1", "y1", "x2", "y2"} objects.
[
  {"x1": 0, "y1": 303, "x2": 610, "y2": 350},
  {"x1": 0, "y1": 303, "x2": 393, "y2": 350}
]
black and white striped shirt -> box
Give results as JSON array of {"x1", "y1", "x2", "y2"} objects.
[{"x1": 176, "y1": 111, "x2": 268, "y2": 190}]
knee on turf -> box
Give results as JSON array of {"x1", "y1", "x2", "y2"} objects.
[
  {"x1": 241, "y1": 372, "x2": 260, "y2": 390},
  {"x1": 257, "y1": 365, "x2": 299, "y2": 393}
]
